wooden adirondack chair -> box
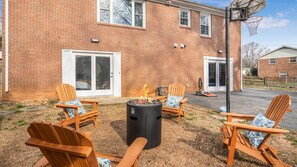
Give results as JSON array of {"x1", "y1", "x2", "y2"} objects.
[
  {"x1": 25, "y1": 122, "x2": 147, "y2": 167},
  {"x1": 159, "y1": 83, "x2": 188, "y2": 124},
  {"x1": 56, "y1": 84, "x2": 99, "y2": 130},
  {"x1": 221, "y1": 94, "x2": 292, "y2": 166}
]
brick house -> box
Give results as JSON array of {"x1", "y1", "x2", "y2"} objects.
[
  {"x1": 2, "y1": 0, "x2": 241, "y2": 101},
  {"x1": 258, "y1": 46, "x2": 297, "y2": 78}
]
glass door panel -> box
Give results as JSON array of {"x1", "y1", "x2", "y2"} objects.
[
  {"x1": 219, "y1": 63, "x2": 226, "y2": 87},
  {"x1": 208, "y1": 62, "x2": 216, "y2": 87},
  {"x1": 96, "y1": 57, "x2": 111, "y2": 90},
  {"x1": 76, "y1": 56, "x2": 92, "y2": 90}
]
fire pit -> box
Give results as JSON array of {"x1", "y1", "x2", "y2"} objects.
[{"x1": 126, "y1": 98, "x2": 162, "y2": 149}]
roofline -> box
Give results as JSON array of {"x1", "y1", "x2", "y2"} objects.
[
  {"x1": 259, "y1": 45, "x2": 297, "y2": 59},
  {"x1": 147, "y1": 0, "x2": 225, "y2": 17}
]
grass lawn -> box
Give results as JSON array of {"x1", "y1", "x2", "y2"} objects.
[{"x1": 0, "y1": 102, "x2": 296, "y2": 166}]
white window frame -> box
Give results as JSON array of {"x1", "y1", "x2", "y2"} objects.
[
  {"x1": 279, "y1": 72, "x2": 287, "y2": 78},
  {"x1": 289, "y1": 57, "x2": 296, "y2": 63},
  {"x1": 269, "y1": 59, "x2": 276, "y2": 64},
  {"x1": 179, "y1": 9, "x2": 191, "y2": 27},
  {"x1": 97, "y1": 0, "x2": 146, "y2": 28},
  {"x1": 200, "y1": 13, "x2": 211, "y2": 37}
]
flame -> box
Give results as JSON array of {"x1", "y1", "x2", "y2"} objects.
[{"x1": 142, "y1": 84, "x2": 149, "y2": 98}]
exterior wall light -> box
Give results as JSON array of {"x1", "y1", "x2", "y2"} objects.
[
  {"x1": 91, "y1": 38, "x2": 100, "y2": 43},
  {"x1": 173, "y1": 43, "x2": 178, "y2": 48},
  {"x1": 218, "y1": 50, "x2": 223, "y2": 53}
]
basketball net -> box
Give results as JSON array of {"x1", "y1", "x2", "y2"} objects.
[{"x1": 244, "y1": 16, "x2": 263, "y2": 36}]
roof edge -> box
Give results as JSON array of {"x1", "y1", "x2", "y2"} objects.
[
  {"x1": 259, "y1": 45, "x2": 297, "y2": 59},
  {"x1": 147, "y1": 0, "x2": 225, "y2": 17}
]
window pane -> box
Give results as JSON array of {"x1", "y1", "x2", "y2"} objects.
[
  {"x1": 180, "y1": 11, "x2": 188, "y2": 18},
  {"x1": 96, "y1": 57, "x2": 111, "y2": 90},
  {"x1": 100, "y1": 9, "x2": 110, "y2": 22},
  {"x1": 219, "y1": 63, "x2": 226, "y2": 86},
  {"x1": 135, "y1": 2, "x2": 143, "y2": 14},
  {"x1": 76, "y1": 56, "x2": 92, "y2": 90},
  {"x1": 180, "y1": 18, "x2": 188, "y2": 26},
  {"x1": 135, "y1": 15, "x2": 143, "y2": 27},
  {"x1": 201, "y1": 25, "x2": 209, "y2": 35},
  {"x1": 113, "y1": 0, "x2": 132, "y2": 25},
  {"x1": 100, "y1": 0, "x2": 110, "y2": 9},
  {"x1": 201, "y1": 15, "x2": 208, "y2": 25}
]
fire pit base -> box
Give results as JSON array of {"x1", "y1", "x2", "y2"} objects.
[{"x1": 126, "y1": 100, "x2": 162, "y2": 149}]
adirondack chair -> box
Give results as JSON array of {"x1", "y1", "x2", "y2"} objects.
[
  {"x1": 56, "y1": 84, "x2": 99, "y2": 130},
  {"x1": 221, "y1": 94, "x2": 292, "y2": 166},
  {"x1": 25, "y1": 122, "x2": 147, "y2": 167},
  {"x1": 159, "y1": 83, "x2": 188, "y2": 124}
]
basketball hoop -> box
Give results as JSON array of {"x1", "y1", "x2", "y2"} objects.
[{"x1": 244, "y1": 16, "x2": 263, "y2": 36}]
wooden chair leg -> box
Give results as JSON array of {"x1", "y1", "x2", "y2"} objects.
[
  {"x1": 227, "y1": 127, "x2": 238, "y2": 166},
  {"x1": 75, "y1": 115, "x2": 80, "y2": 130},
  {"x1": 94, "y1": 116, "x2": 99, "y2": 127}
]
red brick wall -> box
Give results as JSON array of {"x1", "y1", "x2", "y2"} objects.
[
  {"x1": 2, "y1": 0, "x2": 241, "y2": 101},
  {"x1": 258, "y1": 58, "x2": 297, "y2": 78}
]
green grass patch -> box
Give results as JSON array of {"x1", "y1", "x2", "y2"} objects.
[
  {"x1": 285, "y1": 132, "x2": 297, "y2": 146},
  {"x1": 16, "y1": 104, "x2": 24, "y2": 108},
  {"x1": 15, "y1": 110, "x2": 23, "y2": 113}
]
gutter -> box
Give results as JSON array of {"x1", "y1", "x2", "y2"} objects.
[{"x1": 5, "y1": 0, "x2": 9, "y2": 92}]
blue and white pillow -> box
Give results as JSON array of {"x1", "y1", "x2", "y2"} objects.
[
  {"x1": 244, "y1": 113, "x2": 275, "y2": 148},
  {"x1": 165, "y1": 95, "x2": 183, "y2": 108},
  {"x1": 97, "y1": 157, "x2": 111, "y2": 167},
  {"x1": 62, "y1": 99, "x2": 86, "y2": 118}
]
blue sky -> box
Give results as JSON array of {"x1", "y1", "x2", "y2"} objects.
[{"x1": 194, "y1": 0, "x2": 297, "y2": 50}]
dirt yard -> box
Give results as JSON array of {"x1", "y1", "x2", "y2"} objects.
[{"x1": 0, "y1": 102, "x2": 296, "y2": 167}]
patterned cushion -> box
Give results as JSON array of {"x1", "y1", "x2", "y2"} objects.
[
  {"x1": 244, "y1": 113, "x2": 275, "y2": 148},
  {"x1": 165, "y1": 95, "x2": 183, "y2": 108},
  {"x1": 97, "y1": 157, "x2": 111, "y2": 167},
  {"x1": 62, "y1": 99, "x2": 86, "y2": 118}
]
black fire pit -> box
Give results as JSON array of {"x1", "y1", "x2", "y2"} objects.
[{"x1": 126, "y1": 99, "x2": 162, "y2": 149}]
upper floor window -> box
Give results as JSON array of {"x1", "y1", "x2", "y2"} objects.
[
  {"x1": 269, "y1": 59, "x2": 275, "y2": 64},
  {"x1": 200, "y1": 13, "x2": 211, "y2": 37},
  {"x1": 289, "y1": 57, "x2": 296, "y2": 63},
  {"x1": 180, "y1": 9, "x2": 190, "y2": 27},
  {"x1": 98, "y1": 0, "x2": 146, "y2": 28}
]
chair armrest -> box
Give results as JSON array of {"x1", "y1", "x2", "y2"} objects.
[
  {"x1": 224, "y1": 122, "x2": 289, "y2": 134},
  {"x1": 55, "y1": 103, "x2": 81, "y2": 109},
  {"x1": 117, "y1": 137, "x2": 147, "y2": 167},
  {"x1": 155, "y1": 96, "x2": 167, "y2": 101},
  {"x1": 80, "y1": 99, "x2": 99, "y2": 104},
  {"x1": 82, "y1": 131, "x2": 92, "y2": 141},
  {"x1": 25, "y1": 137, "x2": 92, "y2": 157},
  {"x1": 180, "y1": 98, "x2": 188, "y2": 104},
  {"x1": 221, "y1": 113, "x2": 255, "y2": 121}
]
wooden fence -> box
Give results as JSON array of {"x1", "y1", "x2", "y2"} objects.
[{"x1": 244, "y1": 76, "x2": 297, "y2": 88}]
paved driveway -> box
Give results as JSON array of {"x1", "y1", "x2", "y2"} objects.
[{"x1": 186, "y1": 88, "x2": 297, "y2": 130}]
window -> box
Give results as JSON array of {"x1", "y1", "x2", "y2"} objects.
[
  {"x1": 279, "y1": 72, "x2": 287, "y2": 78},
  {"x1": 200, "y1": 13, "x2": 211, "y2": 37},
  {"x1": 98, "y1": 0, "x2": 145, "y2": 27},
  {"x1": 289, "y1": 57, "x2": 296, "y2": 63},
  {"x1": 269, "y1": 59, "x2": 275, "y2": 64},
  {"x1": 180, "y1": 9, "x2": 190, "y2": 27}
]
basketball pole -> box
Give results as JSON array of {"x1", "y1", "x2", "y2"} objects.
[{"x1": 225, "y1": 7, "x2": 231, "y2": 113}]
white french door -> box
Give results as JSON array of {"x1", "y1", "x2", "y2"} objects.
[
  {"x1": 75, "y1": 53, "x2": 113, "y2": 96},
  {"x1": 204, "y1": 57, "x2": 233, "y2": 92}
]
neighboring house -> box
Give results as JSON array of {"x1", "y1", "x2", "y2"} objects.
[
  {"x1": 2, "y1": 0, "x2": 241, "y2": 101},
  {"x1": 258, "y1": 46, "x2": 297, "y2": 78}
]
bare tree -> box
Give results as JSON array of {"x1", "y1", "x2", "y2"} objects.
[{"x1": 242, "y1": 42, "x2": 270, "y2": 68}]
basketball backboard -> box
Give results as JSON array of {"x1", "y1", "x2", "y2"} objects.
[{"x1": 229, "y1": 0, "x2": 266, "y2": 21}]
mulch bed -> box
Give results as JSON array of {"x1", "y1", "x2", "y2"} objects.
[{"x1": 0, "y1": 102, "x2": 296, "y2": 166}]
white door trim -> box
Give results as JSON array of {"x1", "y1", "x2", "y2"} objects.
[
  {"x1": 204, "y1": 56, "x2": 233, "y2": 92},
  {"x1": 62, "y1": 49, "x2": 121, "y2": 97}
]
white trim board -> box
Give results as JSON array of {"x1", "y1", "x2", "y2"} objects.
[{"x1": 62, "y1": 49, "x2": 121, "y2": 97}]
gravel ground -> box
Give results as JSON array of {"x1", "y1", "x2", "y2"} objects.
[{"x1": 0, "y1": 102, "x2": 296, "y2": 166}]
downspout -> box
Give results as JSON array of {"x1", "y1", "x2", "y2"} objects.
[{"x1": 5, "y1": 0, "x2": 9, "y2": 92}]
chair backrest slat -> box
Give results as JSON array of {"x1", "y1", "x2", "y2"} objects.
[
  {"x1": 27, "y1": 122, "x2": 99, "y2": 167},
  {"x1": 264, "y1": 94, "x2": 291, "y2": 127},
  {"x1": 56, "y1": 84, "x2": 77, "y2": 102},
  {"x1": 168, "y1": 83, "x2": 186, "y2": 97}
]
